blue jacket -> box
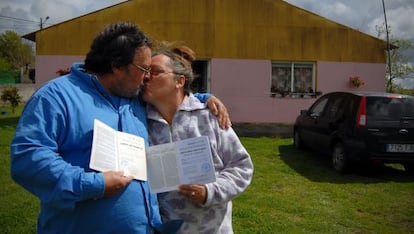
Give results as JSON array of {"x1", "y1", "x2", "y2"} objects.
[{"x1": 10, "y1": 63, "x2": 162, "y2": 233}]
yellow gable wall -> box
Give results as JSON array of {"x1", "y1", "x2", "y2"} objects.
[{"x1": 35, "y1": 0, "x2": 386, "y2": 63}]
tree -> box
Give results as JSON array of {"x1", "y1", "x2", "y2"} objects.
[
  {"x1": 1, "y1": 86, "x2": 21, "y2": 113},
  {"x1": 0, "y1": 31, "x2": 34, "y2": 71},
  {"x1": 0, "y1": 56, "x2": 11, "y2": 70},
  {"x1": 376, "y1": 25, "x2": 414, "y2": 92}
]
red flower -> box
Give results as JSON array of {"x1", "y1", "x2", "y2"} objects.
[{"x1": 349, "y1": 76, "x2": 364, "y2": 88}]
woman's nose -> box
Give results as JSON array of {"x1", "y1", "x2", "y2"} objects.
[{"x1": 143, "y1": 74, "x2": 151, "y2": 82}]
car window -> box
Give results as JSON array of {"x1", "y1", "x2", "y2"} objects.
[
  {"x1": 403, "y1": 99, "x2": 414, "y2": 117},
  {"x1": 367, "y1": 97, "x2": 389, "y2": 119},
  {"x1": 367, "y1": 97, "x2": 414, "y2": 120},
  {"x1": 309, "y1": 96, "x2": 329, "y2": 117},
  {"x1": 325, "y1": 95, "x2": 345, "y2": 119}
]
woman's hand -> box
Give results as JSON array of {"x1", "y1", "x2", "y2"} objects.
[{"x1": 179, "y1": 184, "x2": 207, "y2": 205}]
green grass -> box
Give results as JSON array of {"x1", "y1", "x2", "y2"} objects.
[
  {"x1": 1, "y1": 106, "x2": 414, "y2": 233},
  {"x1": 0, "y1": 105, "x2": 39, "y2": 233},
  {"x1": 233, "y1": 138, "x2": 414, "y2": 233}
]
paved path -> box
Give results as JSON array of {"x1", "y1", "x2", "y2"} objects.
[{"x1": 232, "y1": 123, "x2": 293, "y2": 138}]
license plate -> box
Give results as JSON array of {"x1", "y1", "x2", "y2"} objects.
[{"x1": 386, "y1": 144, "x2": 414, "y2": 153}]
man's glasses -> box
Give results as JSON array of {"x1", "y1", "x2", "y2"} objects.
[{"x1": 131, "y1": 63, "x2": 151, "y2": 75}]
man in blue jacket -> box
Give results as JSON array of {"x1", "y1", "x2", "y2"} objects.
[{"x1": 10, "y1": 22, "x2": 228, "y2": 233}]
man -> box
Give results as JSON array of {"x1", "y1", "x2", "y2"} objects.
[{"x1": 10, "y1": 22, "x2": 229, "y2": 233}]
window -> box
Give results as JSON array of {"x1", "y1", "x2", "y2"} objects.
[
  {"x1": 271, "y1": 62, "x2": 315, "y2": 95},
  {"x1": 325, "y1": 95, "x2": 345, "y2": 120},
  {"x1": 309, "y1": 95, "x2": 328, "y2": 117},
  {"x1": 191, "y1": 60, "x2": 209, "y2": 93},
  {"x1": 367, "y1": 97, "x2": 414, "y2": 120}
]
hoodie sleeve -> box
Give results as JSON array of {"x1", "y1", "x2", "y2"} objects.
[
  {"x1": 10, "y1": 90, "x2": 104, "y2": 210},
  {"x1": 203, "y1": 118, "x2": 254, "y2": 206}
]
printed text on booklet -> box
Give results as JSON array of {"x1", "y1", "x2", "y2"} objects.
[{"x1": 89, "y1": 119, "x2": 216, "y2": 193}]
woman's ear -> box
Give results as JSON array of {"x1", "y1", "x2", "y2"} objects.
[{"x1": 176, "y1": 75, "x2": 185, "y2": 88}]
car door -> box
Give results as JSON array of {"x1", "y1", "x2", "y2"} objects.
[
  {"x1": 299, "y1": 94, "x2": 330, "y2": 149},
  {"x1": 312, "y1": 93, "x2": 347, "y2": 151}
]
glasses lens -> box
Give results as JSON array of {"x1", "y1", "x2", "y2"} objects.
[{"x1": 150, "y1": 70, "x2": 163, "y2": 76}]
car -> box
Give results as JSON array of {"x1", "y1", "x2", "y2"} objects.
[{"x1": 293, "y1": 91, "x2": 414, "y2": 173}]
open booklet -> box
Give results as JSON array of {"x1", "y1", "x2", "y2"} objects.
[{"x1": 89, "y1": 119, "x2": 216, "y2": 193}]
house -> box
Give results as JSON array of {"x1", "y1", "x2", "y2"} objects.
[{"x1": 23, "y1": 0, "x2": 388, "y2": 124}]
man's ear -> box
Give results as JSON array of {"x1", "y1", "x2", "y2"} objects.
[
  {"x1": 111, "y1": 65, "x2": 123, "y2": 75},
  {"x1": 111, "y1": 61, "x2": 128, "y2": 74}
]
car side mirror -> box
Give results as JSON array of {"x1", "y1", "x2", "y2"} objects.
[{"x1": 300, "y1": 109, "x2": 308, "y2": 116}]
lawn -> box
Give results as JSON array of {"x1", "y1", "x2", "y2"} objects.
[
  {"x1": 1, "y1": 106, "x2": 413, "y2": 233},
  {"x1": 233, "y1": 138, "x2": 414, "y2": 233},
  {"x1": 1, "y1": 105, "x2": 39, "y2": 233}
]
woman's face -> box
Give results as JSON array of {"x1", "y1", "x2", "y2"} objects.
[{"x1": 142, "y1": 54, "x2": 180, "y2": 104}]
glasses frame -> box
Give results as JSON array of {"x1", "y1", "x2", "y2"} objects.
[{"x1": 131, "y1": 63, "x2": 151, "y2": 75}]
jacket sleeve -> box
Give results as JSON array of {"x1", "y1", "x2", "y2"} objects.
[
  {"x1": 203, "y1": 119, "x2": 254, "y2": 206},
  {"x1": 10, "y1": 93, "x2": 104, "y2": 210},
  {"x1": 193, "y1": 93, "x2": 211, "y2": 103}
]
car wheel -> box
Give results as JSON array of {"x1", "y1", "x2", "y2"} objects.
[
  {"x1": 403, "y1": 163, "x2": 414, "y2": 175},
  {"x1": 293, "y1": 130, "x2": 304, "y2": 149},
  {"x1": 332, "y1": 143, "x2": 348, "y2": 173}
]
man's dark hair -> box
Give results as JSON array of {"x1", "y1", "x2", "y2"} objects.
[{"x1": 85, "y1": 22, "x2": 152, "y2": 74}]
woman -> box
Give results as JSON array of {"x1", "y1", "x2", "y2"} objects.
[{"x1": 142, "y1": 43, "x2": 253, "y2": 234}]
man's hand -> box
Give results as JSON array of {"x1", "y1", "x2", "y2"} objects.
[
  {"x1": 103, "y1": 171, "x2": 133, "y2": 198},
  {"x1": 206, "y1": 96, "x2": 231, "y2": 129}
]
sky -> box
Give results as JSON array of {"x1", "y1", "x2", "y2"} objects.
[
  {"x1": 0, "y1": 0, "x2": 413, "y2": 87},
  {"x1": 284, "y1": 0, "x2": 414, "y2": 88}
]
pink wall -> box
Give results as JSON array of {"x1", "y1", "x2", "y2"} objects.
[
  {"x1": 210, "y1": 59, "x2": 386, "y2": 124},
  {"x1": 36, "y1": 56, "x2": 386, "y2": 124},
  {"x1": 36, "y1": 55, "x2": 85, "y2": 87},
  {"x1": 210, "y1": 59, "x2": 315, "y2": 124},
  {"x1": 317, "y1": 61, "x2": 386, "y2": 93}
]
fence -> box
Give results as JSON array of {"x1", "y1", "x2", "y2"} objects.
[{"x1": 0, "y1": 70, "x2": 19, "y2": 84}]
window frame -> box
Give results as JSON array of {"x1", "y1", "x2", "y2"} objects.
[{"x1": 270, "y1": 61, "x2": 316, "y2": 97}]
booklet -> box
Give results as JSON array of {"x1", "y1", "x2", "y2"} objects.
[
  {"x1": 89, "y1": 119, "x2": 216, "y2": 193},
  {"x1": 89, "y1": 119, "x2": 147, "y2": 181},
  {"x1": 146, "y1": 135, "x2": 216, "y2": 193}
]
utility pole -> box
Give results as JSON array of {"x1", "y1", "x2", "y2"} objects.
[
  {"x1": 382, "y1": 0, "x2": 393, "y2": 92},
  {"x1": 40, "y1": 16, "x2": 50, "y2": 29}
]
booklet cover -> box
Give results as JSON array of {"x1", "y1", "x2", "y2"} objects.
[{"x1": 89, "y1": 119, "x2": 216, "y2": 193}]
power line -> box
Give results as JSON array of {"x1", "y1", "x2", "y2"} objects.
[
  {"x1": 0, "y1": 14, "x2": 53, "y2": 35},
  {"x1": 0, "y1": 15, "x2": 38, "y2": 23}
]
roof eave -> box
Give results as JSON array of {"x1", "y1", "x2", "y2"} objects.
[{"x1": 22, "y1": 31, "x2": 36, "y2": 42}]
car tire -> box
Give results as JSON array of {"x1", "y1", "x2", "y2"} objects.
[
  {"x1": 403, "y1": 163, "x2": 414, "y2": 175},
  {"x1": 293, "y1": 130, "x2": 305, "y2": 149},
  {"x1": 332, "y1": 143, "x2": 348, "y2": 173}
]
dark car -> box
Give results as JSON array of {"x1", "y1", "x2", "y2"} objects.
[{"x1": 293, "y1": 91, "x2": 414, "y2": 173}]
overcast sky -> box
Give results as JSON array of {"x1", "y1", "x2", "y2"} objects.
[
  {"x1": 284, "y1": 0, "x2": 414, "y2": 88},
  {"x1": 1, "y1": 0, "x2": 413, "y2": 87}
]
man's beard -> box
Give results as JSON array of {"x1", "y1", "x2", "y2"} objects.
[{"x1": 111, "y1": 85, "x2": 141, "y2": 99}]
